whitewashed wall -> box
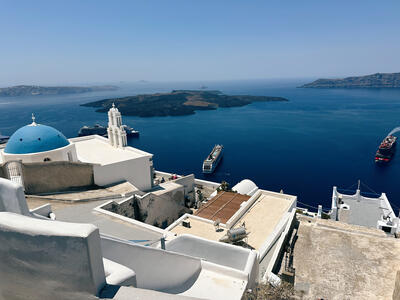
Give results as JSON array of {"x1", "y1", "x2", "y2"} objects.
[
  {"x1": 165, "y1": 234, "x2": 259, "y2": 287},
  {"x1": 93, "y1": 156, "x2": 152, "y2": 191},
  {"x1": 0, "y1": 212, "x2": 105, "y2": 300},
  {"x1": 100, "y1": 235, "x2": 202, "y2": 292},
  {"x1": 1, "y1": 143, "x2": 78, "y2": 163}
]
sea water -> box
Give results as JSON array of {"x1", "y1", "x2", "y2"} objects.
[{"x1": 1, "y1": 79, "x2": 400, "y2": 210}]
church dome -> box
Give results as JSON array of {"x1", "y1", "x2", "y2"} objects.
[
  {"x1": 232, "y1": 179, "x2": 258, "y2": 196},
  {"x1": 4, "y1": 123, "x2": 70, "y2": 155}
]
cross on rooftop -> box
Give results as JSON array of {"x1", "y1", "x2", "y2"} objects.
[{"x1": 31, "y1": 113, "x2": 37, "y2": 126}]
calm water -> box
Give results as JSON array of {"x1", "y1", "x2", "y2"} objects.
[{"x1": 1, "y1": 79, "x2": 400, "y2": 210}]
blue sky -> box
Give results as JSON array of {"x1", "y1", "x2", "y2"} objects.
[{"x1": 1, "y1": 1, "x2": 399, "y2": 85}]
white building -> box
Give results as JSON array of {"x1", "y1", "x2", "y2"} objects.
[
  {"x1": 1, "y1": 114, "x2": 78, "y2": 164},
  {"x1": 71, "y1": 135, "x2": 153, "y2": 191},
  {"x1": 0, "y1": 177, "x2": 258, "y2": 300},
  {"x1": 0, "y1": 108, "x2": 154, "y2": 191},
  {"x1": 331, "y1": 184, "x2": 400, "y2": 234}
]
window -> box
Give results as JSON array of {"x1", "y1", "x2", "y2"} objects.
[
  {"x1": 67, "y1": 152, "x2": 73, "y2": 162},
  {"x1": 43, "y1": 157, "x2": 51, "y2": 162}
]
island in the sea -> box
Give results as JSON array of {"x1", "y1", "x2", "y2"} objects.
[
  {"x1": 300, "y1": 72, "x2": 400, "y2": 88},
  {"x1": 0, "y1": 85, "x2": 118, "y2": 97},
  {"x1": 82, "y1": 90, "x2": 288, "y2": 117}
]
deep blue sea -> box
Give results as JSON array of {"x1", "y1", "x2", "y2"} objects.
[{"x1": 1, "y1": 79, "x2": 400, "y2": 211}]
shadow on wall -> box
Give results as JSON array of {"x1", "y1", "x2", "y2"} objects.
[
  {"x1": 0, "y1": 165, "x2": 6, "y2": 179},
  {"x1": 0, "y1": 161, "x2": 95, "y2": 194},
  {"x1": 104, "y1": 193, "x2": 191, "y2": 229}
]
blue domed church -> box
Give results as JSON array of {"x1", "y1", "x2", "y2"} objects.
[
  {"x1": 1, "y1": 114, "x2": 77, "y2": 163},
  {"x1": 0, "y1": 109, "x2": 154, "y2": 193}
]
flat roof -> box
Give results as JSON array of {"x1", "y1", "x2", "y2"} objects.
[
  {"x1": 172, "y1": 190, "x2": 296, "y2": 250},
  {"x1": 150, "y1": 181, "x2": 183, "y2": 196},
  {"x1": 233, "y1": 192, "x2": 293, "y2": 249},
  {"x1": 293, "y1": 216, "x2": 400, "y2": 299},
  {"x1": 71, "y1": 136, "x2": 152, "y2": 165},
  {"x1": 338, "y1": 197, "x2": 383, "y2": 228},
  {"x1": 337, "y1": 193, "x2": 389, "y2": 228},
  {"x1": 27, "y1": 181, "x2": 138, "y2": 201},
  {"x1": 27, "y1": 197, "x2": 163, "y2": 243},
  {"x1": 195, "y1": 191, "x2": 250, "y2": 223},
  {"x1": 173, "y1": 218, "x2": 227, "y2": 241}
]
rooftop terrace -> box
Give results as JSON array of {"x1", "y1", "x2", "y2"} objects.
[
  {"x1": 293, "y1": 215, "x2": 400, "y2": 299},
  {"x1": 195, "y1": 191, "x2": 250, "y2": 223},
  {"x1": 71, "y1": 136, "x2": 152, "y2": 165},
  {"x1": 171, "y1": 190, "x2": 296, "y2": 250},
  {"x1": 235, "y1": 192, "x2": 293, "y2": 249},
  {"x1": 27, "y1": 197, "x2": 163, "y2": 243}
]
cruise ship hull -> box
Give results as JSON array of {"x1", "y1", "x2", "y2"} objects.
[
  {"x1": 203, "y1": 155, "x2": 223, "y2": 174},
  {"x1": 78, "y1": 124, "x2": 139, "y2": 138},
  {"x1": 202, "y1": 145, "x2": 223, "y2": 173}
]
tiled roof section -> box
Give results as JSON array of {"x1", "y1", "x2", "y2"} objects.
[{"x1": 195, "y1": 191, "x2": 250, "y2": 223}]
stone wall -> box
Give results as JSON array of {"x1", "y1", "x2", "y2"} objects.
[
  {"x1": 136, "y1": 190, "x2": 191, "y2": 228},
  {"x1": 103, "y1": 187, "x2": 191, "y2": 229},
  {"x1": 102, "y1": 197, "x2": 139, "y2": 220},
  {"x1": 21, "y1": 161, "x2": 94, "y2": 194}
]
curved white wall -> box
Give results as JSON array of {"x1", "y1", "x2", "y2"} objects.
[
  {"x1": 0, "y1": 212, "x2": 105, "y2": 299},
  {"x1": 165, "y1": 234, "x2": 259, "y2": 287},
  {"x1": 232, "y1": 179, "x2": 258, "y2": 196},
  {"x1": 1, "y1": 143, "x2": 78, "y2": 164},
  {"x1": 100, "y1": 235, "x2": 202, "y2": 292}
]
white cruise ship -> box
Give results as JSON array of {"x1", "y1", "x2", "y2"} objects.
[{"x1": 202, "y1": 144, "x2": 223, "y2": 173}]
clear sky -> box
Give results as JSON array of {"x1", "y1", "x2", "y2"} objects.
[{"x1": 1, "y1": 0, "x2": 400, "y2": 85}]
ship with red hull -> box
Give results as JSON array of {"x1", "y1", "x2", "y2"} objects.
[{"x1": 375, "y1": 135, "x2": 397, "y2": 163}]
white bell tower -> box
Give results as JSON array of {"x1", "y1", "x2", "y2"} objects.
[{"x1": 107, "y1": 103, "x2": 127, "y2": 148}]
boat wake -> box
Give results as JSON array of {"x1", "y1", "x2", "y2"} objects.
[{"x1": 387, "y1": 127, "x2": 400, "y2": 136}]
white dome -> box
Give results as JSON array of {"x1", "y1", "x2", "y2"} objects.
[{"x1": 232, "y1": 179, "x2": 258, "y2": 196}]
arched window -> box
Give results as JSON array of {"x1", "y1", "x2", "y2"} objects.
[{"x1": 43, "y1": 157, "x2": 51, "y2": 162}]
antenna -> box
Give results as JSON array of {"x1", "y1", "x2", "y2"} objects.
[{"x1": 357, "y1": 180, "x2": 360, "y2": 191}]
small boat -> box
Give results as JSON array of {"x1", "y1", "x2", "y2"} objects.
[
  {"x1": 78, "y1": 124, "x2": 139, "y2": 138},
  {"x1": 78, "y1": 124, "x2": 107, "y2": 137},
  {"x1": 122, "y1": 125, "x2": 140, "y2": 137},
  {"x1": 203, "y1": 145, "x2": 223, "y2": 173},
  {"x1": 375, "y1": 135, "x2": 397, "y2": 163},
  {"x1": 0, "y1": 132, "x2": 9, "y2": 145}
]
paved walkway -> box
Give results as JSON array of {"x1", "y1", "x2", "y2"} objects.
[
  {"x1": 27, "y1": 181, "x2": 138, "y2": 202},
  {"x1": 293, "y1": 215, "x2": 400, "y2": 300},
  {"x1": 27, "y1": 198, "x2": 163, "y2": 243}
]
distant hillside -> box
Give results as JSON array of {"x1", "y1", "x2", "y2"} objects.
[
  {"x1": 300, "y1": 73, "x2": 400, "y2": 88},
  {"x1": 82, "y1": 90, "x2": 288, "y2": 117},
  {"x1": 0, "y1": 85, "x2": 118, "y2": 97}
]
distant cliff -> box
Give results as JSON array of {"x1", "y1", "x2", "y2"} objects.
[
  {"x1": 82, "y1": 90, "x2": 288, "y2": 117},
  {"x1": 0, "y1": 85, "x2": 118, "y2": 96},
  {"x1": 300, "y1": 73, "x2": 400, "y2": 88}
]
